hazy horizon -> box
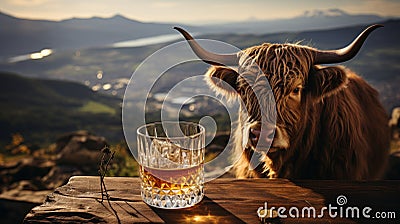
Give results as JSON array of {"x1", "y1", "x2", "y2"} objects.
[{"x1": 1, "y1": 0, "x2": 399, "y2": 25}]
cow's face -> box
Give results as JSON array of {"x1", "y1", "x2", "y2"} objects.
[{"x1": 205, "y1": 43, "x2": 349, "y2": 159}]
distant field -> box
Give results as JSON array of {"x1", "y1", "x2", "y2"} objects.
[{"x1": 79, "y1": 101, "x2": 117, "y2": 115}]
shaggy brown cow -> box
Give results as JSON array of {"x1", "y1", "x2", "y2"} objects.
[{"x1": 175, "y1": 25, "x2": 390, "y2": 180}]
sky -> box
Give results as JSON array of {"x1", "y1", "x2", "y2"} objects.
[{"x1": 1, "y1": 0, "x2": 399, "y2": 24}]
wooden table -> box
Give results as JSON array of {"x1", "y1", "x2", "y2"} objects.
[{"x1": 24, "y1": 176, "x2": 400, "y2": 223}]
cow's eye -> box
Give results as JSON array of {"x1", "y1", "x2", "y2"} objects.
[{"x1": 292, "y1": 87, "x2": 301, "y2": 95}]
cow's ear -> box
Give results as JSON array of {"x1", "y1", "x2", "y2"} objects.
[
  {"x1": 205, "y1": 66, "x2": 239, "y2": 97},
  {"x1": 308, "y1": 66, "x2": 349, "y2": 101}
]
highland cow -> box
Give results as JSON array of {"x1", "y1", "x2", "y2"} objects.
[{"x1": 175, "y1": 25, "x2": 390, "y2": 180}]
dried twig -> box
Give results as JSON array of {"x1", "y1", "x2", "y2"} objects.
[
  {"x1": 97, "y1": 146, "x2": 120, "y2": 223},
  {"x1": 98, "y1": 146, "x2": 115, "y2": 202}
]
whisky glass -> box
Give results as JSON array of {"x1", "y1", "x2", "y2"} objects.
[{"x1": 137, "y1": 121, "x2": 205, "y2": 209}]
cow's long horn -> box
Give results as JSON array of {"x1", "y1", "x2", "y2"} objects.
[
  {"x1": 174, "y1": 27, "x2": 239, "y2": 66},
  {"x1": 314, "y1": 24, "x2": 383, "y2": 64}
]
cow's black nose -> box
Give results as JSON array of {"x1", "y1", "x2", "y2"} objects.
[
  {"x1": 267, "y1": 131, "x2": 274, "y2": 140},
  {"x1": 250, "y1": 126, "x2": 275, "y2": 146},
  {"x1": 250, "y1": 128, "x2": 261, "y2": 141}
]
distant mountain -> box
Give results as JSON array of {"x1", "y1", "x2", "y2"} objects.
[
  {"x1": 0, "y1": 72, "x2": 122, "y2": 144},
  {"x1": 0, "y1": 9, "x2": 393, "y2": 59},
  {"x1": 0, "y1": 11, "x2": 194, "y2": 58},
  {"x1": 204, "y1": 9, "x2": 388, "y2": 34}
]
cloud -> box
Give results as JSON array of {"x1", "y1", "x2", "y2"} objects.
[
  {"x1": 345, "y1": 0, "x2": 400, "y2": 17},
  {"x1": 151, "y1": 1, "x2": 178, "y2": 9},
  {"x1": 7, "y1": 0, "x2": 49, "y2": 6}
]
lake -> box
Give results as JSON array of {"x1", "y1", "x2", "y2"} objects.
[{"x1": 8, "y1": 33, "x2": 201, "y2": 63}]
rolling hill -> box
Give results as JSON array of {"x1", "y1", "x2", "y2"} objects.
[
  {"x1": 0, "y1": 11, "x2": 194, "y2": 59},
  {"x1": 0, "y1": 72, "x2": 122, "y2": 146}
]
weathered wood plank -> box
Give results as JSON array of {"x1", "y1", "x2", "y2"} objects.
[
  {"x1": 24, "y1": 176, "x2": 400, "y2": 223},
  {"x1": 24, "y1": 177, "x2": 163, "y2": 223}
]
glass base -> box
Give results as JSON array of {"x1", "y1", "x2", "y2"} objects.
[{"x1": 141, "y1": 185, "x2": 204, "y2": 209}]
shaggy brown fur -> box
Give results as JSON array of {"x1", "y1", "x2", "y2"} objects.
[{"x1": 206, "y1": 43, "x2": 390, "y2": 180}]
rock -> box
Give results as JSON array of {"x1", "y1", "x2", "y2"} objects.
[
  {"x1": 55, "y1": 130, "x2": 108, "y2": 153},
  {"x1": 0, "y1": 130, "x2": 109, "y2": 224},
  {"x1": 389, "y1": 107, "x2": 400, "y2": 128},
  {"x1": 0, "y1": 181, "x2": 51, "y2": 203},
  {"x1": 56, "y1": 130, "x2": 108, "y2": 169},
  {"x1": 0, "y1": 158, "x2": 54, "y2": 192},
  {"x1": 386, "y1": 107, "x2": 400, "y2": 179},
  {"x1": 41, "y1": 166, "x2": 83, "y2": 189},
  {"x1": 0, "y1": 130, "x2": 109, "y2": 200}
]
